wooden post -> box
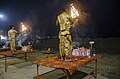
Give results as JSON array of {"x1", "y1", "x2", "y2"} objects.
[
  {"x1": 33, "y1": 52, "x2": 37, "y2": 60},
  {"x1": 4, "y1": 55, "x2": 7, "y2": 72},
  {"x1": 62, "y1": 69, "x2": 69, "y2": 79},
  {"x1": 95, "y1": 58, "x2": 97, "y2": 79},
  {"x1": 37, "y1": 64, "x2": 39, "y2": 79},
  {"x1": 25, "y1": 53, "x2": 27, "y2": 62}
]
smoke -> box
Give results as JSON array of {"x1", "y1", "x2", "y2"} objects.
[{"x1": 16, "y1": 33, "x2": 28, "y2": 47}]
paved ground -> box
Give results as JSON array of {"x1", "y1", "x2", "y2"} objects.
[{"x1": 0, "y1": 51, "x2": 108, "y2": 79}]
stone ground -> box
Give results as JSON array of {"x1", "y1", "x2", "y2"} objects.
[{"x1": 0, "y1": 50, "x2": 116, "y2": 79}]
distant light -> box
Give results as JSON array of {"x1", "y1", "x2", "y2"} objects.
[
  {"x1": 89, "y1": 41, "x2": 94, "y2": 44},
  {"x1": 47, "y1": 36, "x2": 50, "y2": 38},
  {"x1": 0, "y1": 35, "x2": 7, "y2": 40},
  {"x1": 0, "y1": 15, "x2": 3, "y2": 18},
  {"x1": 0, "y1": 14, "x2": 7, "y2": 21}
]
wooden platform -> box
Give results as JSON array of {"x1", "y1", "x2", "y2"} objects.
[
  {"x1": 33, "y1": 56, "x2": 97, "y2": 79},
  {"x1": 40, "y1": 50, "x2": 53, "y2": 54},
  {"x1": 0, "y1": 50, "x2": 36, "y2": 72},
  {"x1": 0, "y1": 47, "x2": 9, "y2": 51}
]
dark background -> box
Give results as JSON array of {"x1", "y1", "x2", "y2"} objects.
[{"x1": 0, "y1": 0, "x2": 119, "y2": 38}]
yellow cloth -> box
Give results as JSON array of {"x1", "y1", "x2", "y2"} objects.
[
  {"x1": 8, "y1": 29, "x2": 17, "y2": 40},
  {"x1": 8, "y1": 29, "x2": 17, "y2": 51},
  {"x1": 57, "y1": 11, "x2": 73, "y2": 59}
]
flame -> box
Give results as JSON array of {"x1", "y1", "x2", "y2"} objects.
[
  {"x1": 70, "y1": 3, "x2": 79, "y2": 18},
  {"x1": 21, "y1": 24, "x2": 27, "y2": 31}
]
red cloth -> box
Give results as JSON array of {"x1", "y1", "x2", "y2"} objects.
[
  {"x1": 0, "y1": 50, "x2": 35, "y2": 55},
  {"x1": 33, "y1": 56, "x2": 97, "y2": 74}
]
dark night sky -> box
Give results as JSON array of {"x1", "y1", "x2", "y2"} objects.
[{"x1": 0, "y1": 0, "x2": 119, "y2": 38}]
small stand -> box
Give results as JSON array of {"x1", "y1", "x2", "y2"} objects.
[{"x1": 89, "y1": 41, "x2": 95, "y2": 57}]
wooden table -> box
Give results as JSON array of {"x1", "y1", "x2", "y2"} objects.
[
  {"x1": 0, "y1": 50, "x2": 36, "y2": 72},
  {"x1": 33, "y1": 56, "x2": 97, "y2": 79},
  {"x1": 40, "y1": 50, "x2": 53, "y2": 54},
  {"x1": 0, "y1": 48, "x2": 9, "y2": 51}
]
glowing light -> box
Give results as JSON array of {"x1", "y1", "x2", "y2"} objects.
[
  {"x1": 22, "y1": 25, "x2": 27, "y2": 31},
  {"x1": 70, "y1": 3, "x2": 79, "y2": 18},
  {"x1": 0, "y1": 35, "x2": 6, "y2": 40},
  {"x1": 89, "y1": 41, "x2": 95, "y2": 44},
  {"x1": 0, "y1": 15, "x2": 3, "y2": 18},
  {"x1": 21, "y1": 22, "x2": 23, "y2": 25},
  {"x1": 21, "y1": 22, "x2": 27, "y2": 31}
]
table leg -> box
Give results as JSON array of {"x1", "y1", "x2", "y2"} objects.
[
  {"x1": 95, "y1": 58, "x2": 97, "y2": 79},
  {"x1": 33, "y1": 52, "x2": 37, "y2": 60},
  {"x1": 62, "y1": 69, "x2": 69, "y2": 79},
  {"x1": 25, "y1": 53, "x2": 27, "y2": 62},
  {"x1": 37, "y1": 64, "x2": 39, "y2": 79},
  {"x1": 4, "y1": 55, "x2": 7, "y2": 72}
]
